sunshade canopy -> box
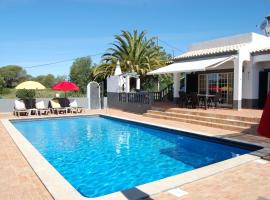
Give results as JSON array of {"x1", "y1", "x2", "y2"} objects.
[
  {"x1": 148, "y1": 56, "x2": 235, "y2": 75},
  {"x1": 52, "y1": 81, "x2": 80, "y2": 91},
  {"x1": 15, "y1": 81, "x2": 46, "y2": 90}
]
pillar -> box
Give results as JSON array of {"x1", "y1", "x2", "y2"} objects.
[
  {"x1": 125, "y1": 75, "x2": 130, "y2": 93},
  {"x1": 233, "y1": 50, "x2": 250, "y2": 110},
  {"x1": 233, "y1": 56, "x2": 243, "y2": 110},
  {"x1": 136, "y1": 78, "x2": 140, "y2": 90},
  {"x1": 173, "y1": 73, "x2": 181, "y2": 103},
  {"x1": 184, "y1": 73, "x2": 187, "y2": 92}
]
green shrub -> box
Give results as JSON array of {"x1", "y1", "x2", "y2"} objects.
[{"x1": 16, "y1": 89, "x2": 36, "y2": 100}]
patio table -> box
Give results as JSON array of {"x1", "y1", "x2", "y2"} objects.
[{"x1": 197, "y1": 94, "x2": 215, "y2": 109}]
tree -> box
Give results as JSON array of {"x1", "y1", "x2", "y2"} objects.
[
  {"x1": 69, "y1": 57, "x2": 94, "y2": 94},
  {"x1": 0, "y1": 65, "x2": 29, "y2": 88},
  {"x1": 32, "y1": 74, "x2": 57, "y2": 88},
  {"x1": 0, "y1": 75, "x2": 4, "y2": 94},
  {"x1": 94, "y1": 30, "x2": 168, "y2": 79}
]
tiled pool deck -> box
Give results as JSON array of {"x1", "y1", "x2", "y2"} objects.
[{"x1": 1, "y1": 109, "x2": 270, "y2": 200}]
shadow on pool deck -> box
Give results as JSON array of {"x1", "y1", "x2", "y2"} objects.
[{"x1": 121, "y1": 187, "x2": 153, "y2": 200}]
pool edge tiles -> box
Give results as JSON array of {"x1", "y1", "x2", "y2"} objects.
[{"x1": 1, "y1": 115, "x2": 261, "y2": 200}]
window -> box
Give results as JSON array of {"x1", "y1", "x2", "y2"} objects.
[
  {"x1": 198, "y1": 74, "x2": 206, "y2": 94},
  {"x1": 198, "y1": 72, "x2": 233, "y2": 105}
]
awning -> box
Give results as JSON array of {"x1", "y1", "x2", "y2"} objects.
[{"x1": 148, "y1": 56, "x2": 235, "y2": 75}]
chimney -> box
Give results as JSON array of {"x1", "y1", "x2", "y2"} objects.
[{"x1": 114, "y1": 60, "x2": 122, "y2": 76}]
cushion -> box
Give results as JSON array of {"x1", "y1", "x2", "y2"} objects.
[
  {"x1": 50, "y1": 99, "x2": 61, "y2": 108},
  {"x1": 15, "y1": 100, "x2": 26, "y2": 110},
  {"x1": 36, "y1": 101, "x2": 45, "y2": 109},
  {"x1": 69, "y1": 100, "x2": 78, "y2": 108}
]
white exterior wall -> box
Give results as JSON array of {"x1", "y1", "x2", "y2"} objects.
[
  {"x1": 107, "y1": 76, "x2": 122, "y2": 93},
  {"x1": 233, "y1": 49, "x2": 251, "y2": 109},
  {"x1": 242, "y1": 59, "x2": 260, "y2": 100}
]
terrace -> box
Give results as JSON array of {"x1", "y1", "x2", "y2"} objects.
[{"x1": 0, "y1": 108, "x2": 270, "y2": 200}]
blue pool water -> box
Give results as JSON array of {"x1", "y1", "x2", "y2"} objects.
[{"x1": 12, "y1": 116, "x2": 252, "y2": 198}]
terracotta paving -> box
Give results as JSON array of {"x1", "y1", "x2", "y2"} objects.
[
  {"x1": 0, "y1": 122, "x2": 53, "y2": 200},
  {"x1": 150, "y1": 160, "x2": 270, "y2": 200},
  {"x1": 0, "y1": 109, "x2": 269, "y2": 200},
  {"x1": 152, "y1": 102, "x2": 263, "y2": 118}
]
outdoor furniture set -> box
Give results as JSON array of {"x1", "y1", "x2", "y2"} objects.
[
  {"x1": 178, "y1": 91, "x2": 223, "y2": 109},
  {"x1": 14, "y1": 98, "x2": 84, "y2": 117}
]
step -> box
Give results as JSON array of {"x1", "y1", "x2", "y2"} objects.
[
  {"x1": 151, "y1": 107, "x2": 260, "y2": 123},
  {"x1": 143, "y1": 112, "x2": 257, "y2": 133},
  {"x1": 147, "y1": 110, "x2": 258, "y2": 128}
]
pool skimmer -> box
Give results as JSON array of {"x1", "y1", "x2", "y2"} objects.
[{"x1": 167, "y1": 188, "x2": 188, "y2": 197}]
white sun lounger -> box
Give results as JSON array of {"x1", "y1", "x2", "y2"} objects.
[
  {"x1": 14, "y1": 100, "x2": 37, "y2": 117},
  {"x1": 36, "y1": 100, "x2": 50, "y2": 115}
]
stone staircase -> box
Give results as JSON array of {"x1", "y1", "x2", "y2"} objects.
[{"x1": 143, "y1": 107, "x2": 260, "y2": 133}]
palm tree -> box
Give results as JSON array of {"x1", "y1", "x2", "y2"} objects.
[{"x1": 94, "y1": 30, "x2": 168, "y2": 80}]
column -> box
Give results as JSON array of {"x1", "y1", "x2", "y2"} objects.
[
  {"x1": 136, "y1": 78, "x2": 140, "y2": 90},
  {"x1": 233, "y1": 55, "x2": 243, "y2": 110},
  {"x1": 173, "y1": 73, "x2": 181, "y2": 103},
  {"x1": 184, "y1": 73, "x2": 187, "y2": 92},
  {"x1": 125, "y1": 76, "x2": 130, "y2": 93}
]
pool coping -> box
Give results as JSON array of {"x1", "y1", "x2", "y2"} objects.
[{"x1": 1, "y1": 114, "x2": 261, "y2": 200}]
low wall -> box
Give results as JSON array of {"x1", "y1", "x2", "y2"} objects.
[
  {"x1": 0, "y1": 97, "x2": 89, "y2": 113},
  {"x1": 107, "y1": 92, "x2": 153, "y2": 114}
]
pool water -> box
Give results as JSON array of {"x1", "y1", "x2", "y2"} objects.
[{"x1": 12, "y1": 116, "x2": 251, "y2": 198}]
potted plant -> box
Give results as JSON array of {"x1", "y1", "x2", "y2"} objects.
[{"x1": 16, "y1": 89, "x2": 36, "y2": 109}]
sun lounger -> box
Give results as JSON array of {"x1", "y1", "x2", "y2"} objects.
[
  {"x1": 14, "y1": 100, "x2": 37, "y2": 117},
  {"x1": 36, "y1": 101, "x2": 50, "y2": 115},
  {"x1": 69, "y1": 100, "x2": 84, "y2": 114},
  {"x1": 49, "y1": 99, "x2": 67, "y2": 114}
]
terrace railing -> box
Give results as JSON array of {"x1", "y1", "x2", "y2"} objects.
[
  {"x1": 118, "y1": 92, "x2": 154, "y2": 104},
  {"x1": 151, "y1": 83, "x2": 173, "y2": 102},
  {"x1": 107, "y1": 92, "x2": 154, "y2": 113}
]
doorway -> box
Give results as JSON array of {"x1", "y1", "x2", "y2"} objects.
[{"x1": 268, "y1": 72, "x2": 270, "y2": 93}]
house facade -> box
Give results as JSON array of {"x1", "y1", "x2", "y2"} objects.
[{"x1": 148, "y1": 33, "x2": 270, "y2": 110}]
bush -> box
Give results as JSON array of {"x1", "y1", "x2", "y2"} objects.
[{"x1": 16, "y1": 89, "x2": 36, "y2": 100}]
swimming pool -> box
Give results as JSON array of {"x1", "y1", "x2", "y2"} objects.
[{"x1": 12, "y1": 116, "x2": 255, "y2": 198}]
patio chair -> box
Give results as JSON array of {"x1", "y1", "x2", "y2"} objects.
[
  {"x1": 208, "y1": 93, "x2": 223, "y2": 108},
  {"x1": 35, "y1": 100, "x2": 50, "y2": 115},
  {"x1": 69, "y1": 100, "x2": 84, "y2": 114},
  {"x1": 14, "y1": 100, "x2": 29, "y2": 117},
  {"x1": 178, "y1": 92, "x2": 192, "y2": 108},
  {"x1": 49, "y1": 99, "x2": 67, "y2": 114},
  {"x1": 189, "y1": 92, "x2": 200, "y2": 108}
]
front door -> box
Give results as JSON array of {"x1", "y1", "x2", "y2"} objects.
[{"x1": 258, "y1": 71, "x2": 268, "y2": 109}]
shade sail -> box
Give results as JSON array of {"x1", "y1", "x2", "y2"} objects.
[
  {"x1": 147, "y1": 56, "x2": 235, "y2": 75},
  {"x1": 15, "y1": 81, "x2": 46, "y2": 90},
  {"x1": 52, "y1": 81, "x2": 79, "y2": 91}
]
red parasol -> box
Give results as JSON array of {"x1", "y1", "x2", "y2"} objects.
[{"x1": 52, "y1": 81, "x2": 80, "y2": 97}]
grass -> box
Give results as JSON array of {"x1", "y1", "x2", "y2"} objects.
[{"x1": 0, "y1": 89, "x2": 86, "y2": 99}]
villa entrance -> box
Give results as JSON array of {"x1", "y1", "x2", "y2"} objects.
[{"x1": 259, "y1": 71, "x2": 270, "y2": 108}]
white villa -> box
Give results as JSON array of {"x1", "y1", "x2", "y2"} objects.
[{"x1": 148, "y1": 32, "x2": 270, "y2": 110}]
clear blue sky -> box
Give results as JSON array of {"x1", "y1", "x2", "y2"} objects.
[{"x1": 0, "y1": 0, "x2": 269, "y2": 76}]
